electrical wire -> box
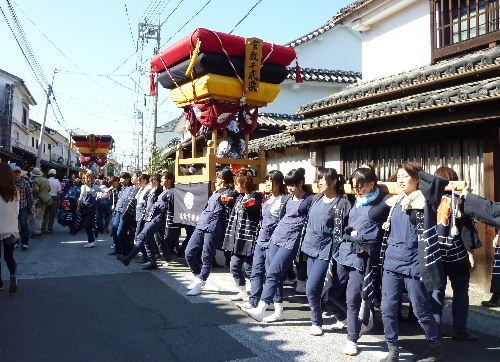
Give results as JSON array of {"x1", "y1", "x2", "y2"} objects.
[
  {"x1": 160, "y1": 0, "x2": 213, "y2": 48},
  {"x1": 160, "y1": 0, "x2": 184, "y2": 28},
  {"x1": 229, "y1": 0, "x2": 264, "y2": 34}
]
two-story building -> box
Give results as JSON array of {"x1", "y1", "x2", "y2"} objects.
[
  {"x1": 265, "y1": 0, "x2": 499, "y2": 290},
  {"x1": 0, "y1": 68, "x2": 36, "y2": 164}
]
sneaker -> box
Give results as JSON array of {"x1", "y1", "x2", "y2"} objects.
[
  {"x1": 309, "y1": 325, "x2": 323, "y2": 336},
  {"x1": 9, "y1": 276, "x2": 17, "y2": 294},
  {"x1": 21, "y1": 245, "x2": 29, "y2": 251},
  {"x1": 117, "y1": 255, "x2": 130, "y2": 267},
  {"x1": 342, "y1": 341, "x2": 359, "y2": 356},
  {"x1": 331, "y1": 318, "x2": 347, "y2": 330},
  {"x1": 186, "y1": 282, "x2": 202, "y2": 296},
  {"x1": 296, "y1": 280, "x2": 306, "y2": 293},
  {"x1": 187, "y1": 279, "x2": 206, "y2": 290},
  {"x1": 83, "y1": 242, "x2": 95, "y2": 248}
]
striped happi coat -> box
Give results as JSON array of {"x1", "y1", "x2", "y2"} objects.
[{"x1": 222, "y1": 191, "x2": 263, "y2": 256}]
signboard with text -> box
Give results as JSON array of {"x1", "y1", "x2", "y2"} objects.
[{"x1": 244, "y1": 37, "x2": 263, "y2": 93}]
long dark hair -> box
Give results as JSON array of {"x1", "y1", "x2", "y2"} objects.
[
  {"x1": 0, "y1": 163, "x2": 17, "y2": 202},
  {"x1": 317, "y1": 167, "x2": 345, "y2": 195},
  {"x1": 267, "y1": 170, "x2": 287, "y2": 194}
]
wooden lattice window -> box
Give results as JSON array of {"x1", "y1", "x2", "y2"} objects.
[{"x1": 432, "y1": 0, "x2": 500, "y2": 61}]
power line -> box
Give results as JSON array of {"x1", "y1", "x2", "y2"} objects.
[
  {"x1": 160, "y1": 0, "x2": 185, "y2": 28},
  {"x1": 160, "y1": 0, "x2": 213, "y2": 48},
  {"x1": 229, "y1": 0, "x2": 264, "y2": 34}
]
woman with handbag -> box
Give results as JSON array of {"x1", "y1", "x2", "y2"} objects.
[{"x1": 0, "y1": 162, "x2": 20, "y2": 293}]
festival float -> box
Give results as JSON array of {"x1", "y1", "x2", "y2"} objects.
[
  {"x1": 72, "y1": 134, "x2": 114, "y2": 175},
  {"x1": 151, "y1": 28, "x2": 299, "y2": 224}
]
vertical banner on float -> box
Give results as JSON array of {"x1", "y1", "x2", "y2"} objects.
[
  {"x1": 244, "y1": 37, "x2": 263, "y2": 93},
  {"x1": 174, "y1": 182, "x2": 212, "y2": 226}
]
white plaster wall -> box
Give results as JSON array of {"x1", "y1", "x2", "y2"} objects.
[
  {"x1": 262, "y1": 81, "x2": 346, "y2": 114},
  {"x1": 266, "y1": 148, "x2": 316, "y2": 184},
  {"x1": 293, "y1": 25, "x2": 362, "y2": 72},
  {"x1": 361, "y1": 0, "x2": 431, "y2": 81},
  {"x1": 324, "y1": 145, "x2": 342, "y2": 173}
]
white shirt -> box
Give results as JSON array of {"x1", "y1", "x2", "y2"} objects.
[
  {"x1": 48, "y1": 177, "x2": 62, "y2": 197},
  {"x1": 0, "y1": 193, "x2": 19, "y2": 237}
]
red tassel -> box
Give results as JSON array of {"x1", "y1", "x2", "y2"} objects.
[
  {"x1": 295, "y1": 58, "x2": 303, "y2": 83},
  {"x1": 149, "y1": 73, "x2": 157, "y2": 96}
]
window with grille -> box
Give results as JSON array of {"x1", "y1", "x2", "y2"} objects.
[
  {"x1": 432, "y1": 0, "x2": 499, "y2": 60},
  {"x1": 343, "y1": 137, "x2": 485, "y2": 196}
]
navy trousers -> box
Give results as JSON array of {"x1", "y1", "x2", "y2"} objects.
[
  {"x1": 334, "y1": 263, "x2": 365, "y2": 342},
  {"x1": 248, "y1": 245, "x2": 271, "y2": 307},
  {"x1": 18, "y1": 207, "x2": 30, "y2": 246},
  {"x1": 125, "y1": 218, "x2": 163, "y2": 263},
  {"x1": 111, "y1": 211, "x2": 122, "y2": 248},
  {"x1": 430, "y1": 258, "x2": 470, "y2": 330},
  {"x1": 306, "y1": 256, "x2": 330, "y2": 326},
  {"x1": 261, "y1": 243, "x2": 296, "y2": 305},
  {"x1": 296, "y1": 252, "x2": 308, "y2": 282},
  {"x1": 381, "y1": 270, "x2": 440, "y2": 346},
  {"x1": 230, "y1": 254, "x2": 253, "y2": 287},
  {"x1": 116, "y1": 217, "x2": 134, "y2": 256},
  {"x1": 185, "y1": 227, "x2": 222, "y2": 281},
  {"x1": 81, "y1": 210, "x2": 96, "y2": 243}
]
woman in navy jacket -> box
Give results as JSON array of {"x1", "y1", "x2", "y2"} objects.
[
  {"x1": 223, "y1": 168, "x2": 263, "y2": 301},
  {"x1": 301, "y1": 168, "x2": 351, "y2": 337},
  {"x1": 331, "y1": 166, "x2": 389, "y2": 355},
  {"x1": 185, "y1": 168, "x2": 238, "y2": 296},
  {"x1": 242, "y1": 168, "x2": 312, "y2": 322},
  {"x1": 236, "y1": 170, "x2": 287, "y2": 311},
  {"x1": 379, "y1": 162, "x2": 447, "y2": 362}
]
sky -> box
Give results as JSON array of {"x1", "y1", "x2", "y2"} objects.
[{"x1": 1, "y1": 0, "x2": 352, "y2": 170}]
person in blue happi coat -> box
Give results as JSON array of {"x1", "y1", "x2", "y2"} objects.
[
  {"x1": 242, "y1": 168, "x2": 312, "y2": 322},
  {"x1": 379, "y1": 162, "x2": 448, "y2": 362},
  {"x1": 222, "y1": 168, "x2": 263, "y2": 302},
  {"x1": 185, "y1": 168, "x2": 238, "y2": 296},
  {"x1": 329, "y1": 166, "x2": 389, "y2": 355},
  {"x1": 110, "y1": 172, "x2": 132, "y2": 255},
  {"x1": 235, "y1": 170, "x2": 287, "y2": 312},
  {"x1": 117, "y1": 172, "x2": 168, "y2": 270},
  {"x1": 300, "y1": 168, "x2": 352, "y2": 338}
]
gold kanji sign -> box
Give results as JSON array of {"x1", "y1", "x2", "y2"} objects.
[{"x1": 244, "y1": 37, "x2": 263, "y2": 93}]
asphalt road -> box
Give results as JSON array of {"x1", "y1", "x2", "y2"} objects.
[{"x1": 0, "y1": 224, "x2": 498, "y2": 362}]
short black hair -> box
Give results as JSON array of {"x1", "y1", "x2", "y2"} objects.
[
  {"x1": 120, "y1": 172, "x2": 131, "y2": 179},
  {"x1": 217, "y1": 168, "x2": 234, "y2": 185},
  {"x1": 317, "y1": 167, "x2": 345, "y2": 194},
  {"x1": 350, "y1": 166, "x2": 378, "y2": 190},
  {"x1": 284, "y1": 168, "x2": 306, "y2": 186}
]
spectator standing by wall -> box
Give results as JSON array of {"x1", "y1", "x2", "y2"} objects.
[
  {"x1": 43, "y1": 169, "x2": 61, "y2": 233},
  {"x1": 12, "y1": 165, "x2": 33, "y2": 250},
  {"x1": 31, "y1": 168, "x2": 51, "y2": 239}
]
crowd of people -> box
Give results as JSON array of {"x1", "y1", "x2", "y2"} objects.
[
  {"x1": 1, "y1": 160, "x2": 499, "y2": 362},
  {"x1": 105, "y1": 162, "x2": 499, "y2": 362}
]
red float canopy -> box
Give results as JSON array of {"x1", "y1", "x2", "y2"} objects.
[{"x1": 150, "y1": 28, "x2": 296, "y2": 73}]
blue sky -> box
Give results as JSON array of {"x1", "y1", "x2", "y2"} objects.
[{"x1": 1, "y1": 0, "x2": 351, "y2": 169}]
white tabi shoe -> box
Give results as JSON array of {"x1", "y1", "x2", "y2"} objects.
[
  {"x1": 331, "y1": 318, "x2": 347, "y2": 330},
  {"x1": 263, "y1": 302, "x2": 285, "y2": 323},
  {"x1": 230, "y1": 285, "x2": 248, "y2": 301},
  {"x1": 236, "y1": 301, "x2": 253, "y2": 310},
  {"x1": 342, "y1": 340, "x2": 359, "y2": 356},
  {"x1": 309, "y1": 325, "x2": 323, "y2": 336},
  {"x1": 242, "y1": 300, "x2": 268, "y2": 322},
  {"x1": 186, "y1": 281, "x2": 203, "y2": 296},
  {"x1": 187, "y1": 279, "x2": 205, "y2": 290}
]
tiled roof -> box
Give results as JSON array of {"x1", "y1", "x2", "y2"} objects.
[
  {"x1": 286, "y1": 68, "x2": 361, "y2": 84},
  {"x1": 285, "y1": 1, "x2": 372, "y2": 47},
  {"x1": 298, "y1": 45, "x2": 500, "y2": 114},
  {"x1": 258, "y1": 113, "x2": 304, "y2": 129},
  {"x1": 249, "y1": 132, "x2": 296, "y2": 153},
  {"x1": 288, "y1": 76, "x2": 500, "y2": 132}
]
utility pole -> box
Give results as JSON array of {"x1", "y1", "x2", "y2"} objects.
[
  {"x1": 138, "y1": 17, "x2": 161, "y2": 149},
  {"x1": 66, "y1": 130, "x2": 73, "y2": 178},
  {"x1": 36, "y1": 71, "x2": 56, "y2": 168}
]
